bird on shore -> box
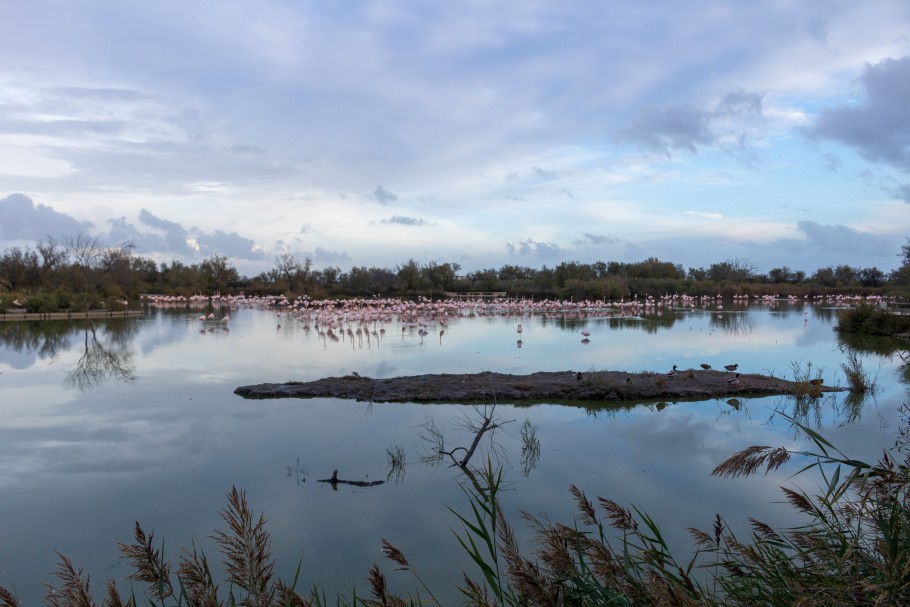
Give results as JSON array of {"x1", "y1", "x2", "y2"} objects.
[
  {"x1": 667, "y1": 365, "x2": 678, "y2": 378},
  {"x1": 724, "y1": 364, "x2": 739, "y2": 372},
  {"x1": 700, "y1": 363, "x2": 711, "y2": 370},
  {"x1": 808, "y1": 378, "x2": 824, "y2": 386},
  {"x1": 726, "y1": 373, "x2": 741, "y2": 385}
]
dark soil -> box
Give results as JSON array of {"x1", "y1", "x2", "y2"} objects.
[{"x1": 234, "y1": 368, "x2": 844, "y2": 403}]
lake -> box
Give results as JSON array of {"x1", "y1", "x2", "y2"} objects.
[{"x1": 0, "y1": 296, "x2": 907, "y2": 604}]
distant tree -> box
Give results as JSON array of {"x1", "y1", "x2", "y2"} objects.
[
  {"x1": 892, "y1": 238, "x2": 910, "y2": 287},
  {"x1": 687, "y1": 266, "x2": 708, "y2": 281},
  {"x1": 767, "y1": 266, "x2": 795, "y2": 284},
  {"x1": 553, "y1": 261, "x2": 596, "y2": 287},
  {"x1": 708, "y1": 258, "x2": 756, "y2": 283},
  {"x1": 858, "y1": 267, "x2": 885, "y2": 288},
  {"x1": 36, "y1": 236, "x2": 66, "y2": 285},
  {"x1": 423, "y1": 261, "x2": 460, "y2": 291},
  {"x1": 498, "y1": 264, "x2": 536, "y2": 281},
  {"x1": 534, "y1": 266, "x2": 556, "y2": 291},
  {"x1": 470, "y1": 268, "x2": 499, "y2": 291},
  {"x1": 197, "y1": 255, "x2": 238, "y2": 292},
  {"x1": 833, "y1": 265, "x2": 858, "y2": 287},
  {"x1": 274, "y1": 253, "x2": 311, "y2": 292},
  {"x1": 0, "y1": 246, "x2": 40, "y2": 291},
  {"x1": 396, "y1": 259, "x2": 422, "y2": 292},
  {"x1": 65, "y1": 232, "x2": 134, "y2": 292},
  {"x1": 317, "y1": 266, "x2": 341, "y2": 292},
  {"x1": 812, "y1": 266, "x2": 837, "y2": 288}
]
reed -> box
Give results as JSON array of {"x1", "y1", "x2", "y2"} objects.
[
  {"x1": 3, "y1": 410, "x2": 909, "y2": 606},
  {"x1": 839, "y1": 348, "x2": 876, "y2": 394}
]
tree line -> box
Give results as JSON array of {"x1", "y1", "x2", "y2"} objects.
[{"x1": 1, "y1": 234, "x2": 908, "y2": 309}]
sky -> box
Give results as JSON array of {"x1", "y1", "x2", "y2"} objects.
[{"x1": 1, "y1": 1, "x2": 909, "y2": 277}]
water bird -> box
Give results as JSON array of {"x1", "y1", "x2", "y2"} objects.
[
  {"x1": 724, "y1": 364, "x2": 739, "y2": 372},
  {"x1": 808, "y1": 378, "x2": 824, "y2": 386},
  {"x1": 726, "y1": 373, "x2": 741, "y2": 386},
  {"x1": 517, "y1": 323, "x2": 523, "y2": 334},
  {"x1": 700, "y1": 363, "x2": 711, "y2": 370},
  {"x1": 576, "y1": 372, "x2": 583, "y2": 381},
  {"x1": 581, "y1": 330, "x2": 590, "y2": 337},
  {"x1": 667, "y1": 365, "x2": 678, "y2": 378},
  {"x1": 625, "y1": 376, "x2": 632, "y2": 384},
  {"x1": 581, "y1": 338, "x2": 590, "y2": 345}
]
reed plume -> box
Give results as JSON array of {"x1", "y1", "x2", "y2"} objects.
[
  {"x1": 116, "y1": 522, "x2": 173, "y2": 602},
  {"x1": 212, "y1": 486, "x2": 275, "y2": 607}
]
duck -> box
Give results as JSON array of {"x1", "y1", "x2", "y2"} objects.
[
  {"x1": 726, "y1": 373, "x2": 741, "y2": 386},
  {"x1": 724, "y1": 364, "x2": 739, "y2": 372},
  {"x1": 667, "y1": 365, "x2": 678, "y2": 378},
  {"x1": 700, "y1": 363, "x2": 711, "y2": 370},
  {"x1": 808, "y1": 378, "x2": 824, "y2": 386}
]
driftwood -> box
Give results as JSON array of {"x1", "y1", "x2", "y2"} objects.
[
  {"x1": 234, "y1": 369, "x2": 845, "y2": 403},
  {"x1": 317, "y1": 469, "x2": 384, "y2": 487}
]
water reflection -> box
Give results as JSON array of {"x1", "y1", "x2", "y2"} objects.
[
  {"x1": 0, "y1": 321, "x2": 73, "y2": 365},
  {"x1": 1, "y1": 301, "x2": 907, "y2": 606},
  {"x1": 0, "y1": 319, "x2": 137, "y2": 389},
  {"x1": 65, "y1": 322, "x2": 137, "y2": 390}
]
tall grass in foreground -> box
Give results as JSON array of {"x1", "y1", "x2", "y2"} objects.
[{"x1": 2, "y1": 408, "x2": 908, "y2": 606}]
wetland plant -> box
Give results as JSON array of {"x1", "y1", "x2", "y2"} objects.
[
  {"x1": 839, "y1": 348, "x2": 877, "y2": 394},
  {"x1": 4, "y1": 409, "x2": 909, "y2": 606}
]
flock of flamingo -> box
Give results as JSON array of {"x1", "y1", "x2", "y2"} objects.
[{"x1": 141, "y1": 292, "x2": 893, "y2": 349}]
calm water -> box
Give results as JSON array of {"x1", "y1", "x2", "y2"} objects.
[{"x1": 0, "y1": 300, "x2": 907, "y2": 603}]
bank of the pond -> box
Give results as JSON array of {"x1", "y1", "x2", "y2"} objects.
[
  {"x1": 234, "y1": 369, "x2": 845, "y2": 402},
  {"x1": 0, "y1": 309, "x2": 144, "y2": 321}
]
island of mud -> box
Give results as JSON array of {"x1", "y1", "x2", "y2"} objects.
[{"x1": 234, "y1": 369, "x2": 844, "y2": 404}]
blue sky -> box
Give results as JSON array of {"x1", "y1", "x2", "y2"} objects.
[{"x1": 1, "y1": 0, "x2": 908, "y2": 276}]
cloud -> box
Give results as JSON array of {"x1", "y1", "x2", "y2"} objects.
[
  {"x1": 312, "y1": 247, "x2": 350, "y2": 265},
  {"x1": 136, "y1": 208, "x2": 264, "y2": 260},
  {"x1": 714, "y1": 91, "x2": 764, "y2": 119},
  {"x1": 380, "y1": 215, "x2": 431, "y2": 226},
  {"x1": 0, "y1": 193, "x2": 91, "y2": 241},
  {"x1": 890, "y1": 183, "x2": 910, "y2": 203},
  {"x1": 579, "y1": 233, "x2": 617, "y2": 245},
  {"x1": 617, "y1": 90, "x2": 766, "y2": 159},
  {"x1": 796, "y1": 220, "x2": 891, "y2": 256},
  {"x1": 373, "y1": 185, "x2": 398, "y2": 205},
  {"x1": 810, "y1": 56, "x2": 910, "y2": 176},
  {"x1": 138, "y1": 208, "x2": 196, "y2": 255},
  {"x1": 191, "y1": 229, "x2": 265, "y2": 260},
  {"x1": 617, "y1": 104, "x2": 714, "y2": 156},
  {"x1": 506, "y1": 238, "x2": 561, "y2": 259}
]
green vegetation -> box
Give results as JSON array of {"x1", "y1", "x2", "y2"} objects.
[
  {"x1": 2, "y1": 408, "x2": 908, "y2": 606},
  {"x1": 836, "y1": 302, "x2": 910, "y2": 337},
  {"x1": 2, "y1": 234, "x2": 910, "y2": 306}
]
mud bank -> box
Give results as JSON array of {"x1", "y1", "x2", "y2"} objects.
[{"x1": 234, "y1": 369, "x2": 844, "y2": 403}]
